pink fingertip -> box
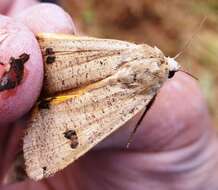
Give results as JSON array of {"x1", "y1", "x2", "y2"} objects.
[
  {"x1": 14, "y1": 3, "x2": 76, "y2": 34},
  {"x1": 0, "y1": 15, "x2": 43, "y2": 126},
  {"x1": 6, "y1": 0, "x2": 38, "y2": 16}
]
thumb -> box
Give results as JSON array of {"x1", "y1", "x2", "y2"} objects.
[
  {"x1": 2, "y1": 0, "x2": 38, "y2": 16},
  {"x1": 0, "y1": 15, "x2": 43, "y2": 126}
]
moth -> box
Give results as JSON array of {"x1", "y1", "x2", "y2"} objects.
[{"x1": 23, "y1": 33, "x2": 180, "y2": 180}]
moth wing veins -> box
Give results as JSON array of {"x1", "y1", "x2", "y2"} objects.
[{"x1": 24, "y1": 35, "x2": 173, "y2": 180}]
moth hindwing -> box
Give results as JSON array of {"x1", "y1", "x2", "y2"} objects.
[{"x1": 24, "y1": 33, "x2": 180, "y2": 180}]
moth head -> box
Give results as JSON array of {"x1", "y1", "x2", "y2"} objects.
[{"x1": 165, "y1": 57, "x2": 181, "y2": 78}]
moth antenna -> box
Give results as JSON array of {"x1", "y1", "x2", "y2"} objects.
[
  {"x1": 126, "y1": 95, "x2": 157, "y2": 148},
  {"x1": 174, "y1": 16, "x2": 207, "y2": 60},
  {"x1": 126, "y1": 107, "x2": 146, "y2": 149},
  {"x1": 179, "y1": 70, "x2": 198, "y2": 80}
]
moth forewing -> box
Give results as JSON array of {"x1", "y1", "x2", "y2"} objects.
[
  {"x1": 37, "y1": 33, "x2": 166, "y2": 96},
  {"x1": 24, "y1": 35, "x2": 179, "y2": 180}
]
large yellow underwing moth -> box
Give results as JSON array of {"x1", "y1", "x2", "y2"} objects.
[{"x1": 23, "y1": 33, "x2": 180, "y2": 180}]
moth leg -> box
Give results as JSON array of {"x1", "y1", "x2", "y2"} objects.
[{"x1": 126, "y1": 94, "x2": 157, "y2": 148}]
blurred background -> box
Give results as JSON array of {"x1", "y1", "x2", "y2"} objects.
[{"x1": 57, "y1": 0, "x2": 217, "y2": 125}]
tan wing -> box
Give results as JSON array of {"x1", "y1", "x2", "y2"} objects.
[
  {"x1": 24, "y1": 84, "x2": 154, "y2": 180},
  {"x1": 24, "y1": 35, "x2": 170, "y2": 180},
  {"x1": 37, "y1": 33, "x2": 137, "y2": 95},
  {"x1": 37, "y1": 33, "x2": 164, "y2": 95}
]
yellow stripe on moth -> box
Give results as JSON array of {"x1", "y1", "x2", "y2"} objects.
[
  {"x1": 37, "y1": 33, "x2": 98, "y2": 41},
  {"x1": 47, "y1": 79, "x2": 106, "y2": 105}
]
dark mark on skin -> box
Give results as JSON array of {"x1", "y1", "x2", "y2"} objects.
[
  {"x1": 0, "y1": 53, "x2": 30, "y2": 92},
  {"x1": 64, "y1": 130, "x2": 79, "y2": 149},
  {"x1": 19, "y1": 53, "x2": 30, "y2": 63}
]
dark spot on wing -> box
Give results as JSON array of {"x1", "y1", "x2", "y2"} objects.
[
  {"x1": 46, "y1": 56, "x2": 56, "y2": 64},
  {"x1": 45, "y1": 48, "x2": 55, "y2": 56},
  {"x1": 64, "y1": 130, "x2": 79, "y2": 149}
]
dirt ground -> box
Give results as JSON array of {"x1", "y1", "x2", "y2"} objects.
[{"x1": 60, "y1": 0, "x2": 218, "y2": 126}]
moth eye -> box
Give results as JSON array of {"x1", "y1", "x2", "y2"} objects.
[{"x1": 168, "y1": 71, "x2": 176, "y2": 78}]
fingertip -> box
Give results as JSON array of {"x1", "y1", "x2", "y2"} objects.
[
  {"x1": 0, "y1": 0, "x2": 13, "y2": 14},
  {"x1": 14, "y1": 3, "x2": 76, "y2": 34},
  {"x1": 0, "y1": 15, "x2": 43, "y2": 126},
  {"x1": 6, "y1": 0, "x2": 38, "y2": 16}
]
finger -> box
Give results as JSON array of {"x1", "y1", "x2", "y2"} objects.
[
  {"x1": 14, "y1": 3, "x2": 76, "y2": 34},
  {"x1": 6, "y1": 0, "x2": 38, "y2": 16},
  {"x1": 0, "y1": 15, "x2": 43, "y2": 126},
  {"x1": 96, "y1": 72, "x2": 213, "y2": 150},
  {"x1": 0, "y1": 0, "x2": 13, "y2": 14}
]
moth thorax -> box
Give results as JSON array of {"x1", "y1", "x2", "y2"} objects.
[{"x1": 112, "y1": 61, "x2": 164, "y2": 90}]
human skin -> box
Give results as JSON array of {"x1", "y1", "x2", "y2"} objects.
[{"x1": 0, "y1": 1, "x2": 218, "y2": 190}]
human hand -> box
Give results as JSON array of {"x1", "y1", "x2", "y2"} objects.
[{"x1": 0, "y1": 2, "x2": 218, "y2": 190}]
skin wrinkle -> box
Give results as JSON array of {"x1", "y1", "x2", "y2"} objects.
[
  {"x1": 163, "y1": 138, "x2": 218, "y2": 189},
  {"x1": 140, "y1": 133, "x2": 211, "y2": 173},
  {"x1": 0, "y1": 33, "x2": 9, "y2": 45},
  {"x1": 149, "y1": 125, "x2": 192, "y2": 152},
  {"x1": 72, "y1": 130, "x2": 217, "y2": 190},
  {"x1": 152, "y1": 104, "x2": 210, "y2": 151}
]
